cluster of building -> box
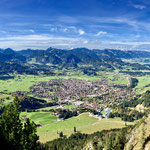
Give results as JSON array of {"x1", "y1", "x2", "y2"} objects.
[
  {"x1": 13, "y1": 78, "x2": 136, "y2": 121},
  {"x1": 27, "y1": 78, "x2": 135, "y2": 106}
]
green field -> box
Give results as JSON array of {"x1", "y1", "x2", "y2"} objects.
[
  {"x1": 37, "y1": 106, "x2": 57, "y2": 111},
  {"x1": 0, "y1": 75, "x2": 104, "y2": 93},
  {"x1": 109, "y1": 77, "x2": 128, "y2": 85},
  {"x1": 65, "y1": 104, "x2": 76, "y2": 109},
  {"x1": 21, "y1": 111, "x2": 134, "y2": 142},
  {"x1": 136, "y1": 76, "x2": 150, "y2": 94},
  {"x1": 0, "y1": 73, "x2": 130, "y2": 94},
  {"x1": 0, "y1": 75, "x2": 53, "y2": 93}
]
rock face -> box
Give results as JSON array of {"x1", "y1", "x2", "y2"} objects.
[{"x1": 125, "y1": 115, "x2": 150, "y2": 150}]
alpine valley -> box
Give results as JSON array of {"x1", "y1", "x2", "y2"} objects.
[{"x1": 1, "y1": 47, "x2": 150, "y2": 149}]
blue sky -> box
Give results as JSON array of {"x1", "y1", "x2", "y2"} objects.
[{"x1": 0, "y1": 0, "x2": 150, "y2": 50}]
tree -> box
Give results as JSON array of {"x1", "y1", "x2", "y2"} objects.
[
  {"x1": 0, "y1": 97, "x2": 23, "y2": 149},
  {"x1": 74, "y1": 127, "x2": 77, "y2": 133},
  {"x1": 22, "y1": 118, "x2": 39, "y2": 150},
  {"x1": 0, "y1": 97, "x2": 39, "y2": 150},
  {"x1": 59, "y1": 131, "x2": 63, "y2": 138}
]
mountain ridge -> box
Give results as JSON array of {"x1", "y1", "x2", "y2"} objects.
[{"x1": 1, "y1": 47, "x2": 150, "y2": 75}]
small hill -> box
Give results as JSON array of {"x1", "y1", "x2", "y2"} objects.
[{"x1": 0, "y1": 48, "x2": 26, "y2": 62}]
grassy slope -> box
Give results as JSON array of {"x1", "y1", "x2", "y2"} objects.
[
  {"x1": 125, "y1": 116, "x2": 150, "y2": 150},
  {"x1": 21, "y1": 112, "x2": 134, "y2": 142},
  {"x1": 136, "y1": 76, "x2": 150, "y2": 94}
]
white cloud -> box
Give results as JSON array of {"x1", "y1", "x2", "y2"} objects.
[
  {"x1": 0, "y1": 34, "x2": 83, "y2": 50},
  {"x1": 1, "y1": 34, "x2": 150, "y2": 51},
  {"x1": 29, "y1": 29, "x2": 35, "y2": 33},
  {"x1": 50, "y1": 27, "x2": 58, "y2": 32},
  {"x1": 132, "y1": 4, "x2": 146, "y2": 10},
  {"x1": 78, "y1": 29, "x2": 85, "y2": 35},
  {"x1": 63, "y1": 28, "x2": 68, "y2": 32},
  {"x1": 96, "y1": 31, "x2": 107, "y2": 36},
  {"x1": 136, "y1": 34, "x2": 141, "y2": 38},
  {"x1": 110, "y1": 41, "x2": 150, "y2": 45},
  {"x1": 50, "y1": 26, "x2": 78, "y2": 34},
  {"x1": 83, "y1": 40, "x2": 89, "y2": 44}
]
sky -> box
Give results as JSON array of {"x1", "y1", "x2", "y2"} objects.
[{"x1": 0, "y1": 0, "x2": 150, "y2": 50}]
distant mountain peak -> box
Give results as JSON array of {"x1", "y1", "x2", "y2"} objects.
[
  {"x1": 46, "y1": 47, "x2": 57, "y2": 51},
  {"x1": 3, "y1": 48, "x2": 15, "y2": 54}
]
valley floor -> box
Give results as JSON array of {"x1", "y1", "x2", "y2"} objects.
[
  {"x1": 21, "y1": 112, "x2": 134, "y2": 142},
  {"x1": 0, "y1": 73, "x2": 150, "y2": 143}
]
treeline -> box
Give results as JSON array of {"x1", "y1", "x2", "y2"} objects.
[
  {"x1": 0, "y1": 75, "x2": 14, "y2": 80},
  {"x1": 112, "y1": 97, "x2": 142, "y2": 109},
  {"x1": 109, "y1": 109, "x2": 145, "y2": 122},
  {"x1": 119, "y1": 71, "x2": 150, "y2": 76},
  {"x1": 130, "y1": 77, "x2": 138, "y2": 88},
  {"x1": 0, "y1": 95, "x2": 57, "y2": 115},
  {"x1": 112, "y1": 90, "x2": 150, "y2": 109},
  {"x1": 140, "y1": 90, "x2": 150, "y2": 107},
  {"x1": 19, "y1": 96, "x2": 56, "y2": 111},
  {"x1": 41, "y1": 132, "x2": 88, "y2": 150},
  {"x1": 54, "y1": 109, "x2": 78, "y2": 119},
  {"x1": 0, "y1": 106, "x2": 4, "y2": 114}
]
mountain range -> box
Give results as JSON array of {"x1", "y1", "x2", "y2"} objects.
[
  {"x1": 1, "y1": 47, "x2": 150, "y2": 63},
  {"x1": 1, "y1": 47, "x2": 150, "y2": 75}
]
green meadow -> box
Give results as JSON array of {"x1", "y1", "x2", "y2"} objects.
[
  {"x1": 21, "y1": 111, "x2": 134, "y2": 142},
  {"x1": 0, "y1": 74, "x2": 104, "y2": 93},
  {"x1": 0, "y1": 75, "x2": 53, "y2": 93},
  {"x1": 108, "y1": 77, "x2": 128, "y2": 85},
  {"x1": 136, "y1": 75, "x2": 150, "y2": 94},
  {"x1": 65, "y1": 104, "x2": 76, "y2": 109},
  {"x1": 2, "y1": 73, "x2": 150, "y2": 96},
  {"x1": 0, "y1": 72, "x2": 130, "y2": 94}
]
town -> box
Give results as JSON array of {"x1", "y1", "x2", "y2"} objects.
[{"x1": 15, "y1": 78, "x2": 136, "y2": 119}]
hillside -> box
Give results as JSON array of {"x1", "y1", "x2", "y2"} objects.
[{"x1": 125, "y1": 116, "x2": 150, "y2": 150}]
